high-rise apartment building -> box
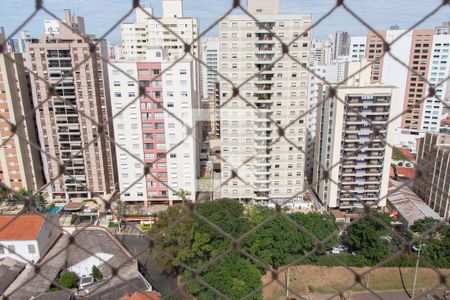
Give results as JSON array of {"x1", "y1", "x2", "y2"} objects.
[
  {"x1": 219, "y1": 0, "x2": 311, "y2": 207},
  {"x1": 365, "y1": 24, "x2": 450, "y2": 149},
  {"x1": 200, "y1": 37, "x2": 219, "y2": 99},
  {"x1": 6, "y1": 30, "x2": 34, "y2": 53},
  {"x1": 28, "y1": 10, "x2": 117, "y2": 200},
  {"x1": 413, "y1": 133, "x2": 450, "y2": 220},
  {"x1": 313, "y1": 61, "x2": 396, "y2": 210},
  {"x1": 310, "y1": 38, "x2": 333, "y2": 65},
  {"x1": 0, "y1": 32, "x2": 44, "y2": 192},
  {"x1": 347, "y1": 36, "x2": 367, "y2": 61},
  {"x1": 121, "y1": 0, "x2": 199, "y2": 61},
  {"x1": 109, "y1": 51, "x2": 199, "y2": 206},
  {"x1": 305, "y1": 63, "x2": 339, "y2": 181},
  {"x1": 332, "y1": 31, "x2": 350, "y2": 59}
]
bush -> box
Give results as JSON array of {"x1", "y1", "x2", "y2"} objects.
[
  {"x1": 70, "y1": 214, "x2": 78, "y2": 225},
  {"x1": 58, "y1": 271, "x2": 78, "y2": 289},
  {"x1": 108, "y1": 221, "x2": 118, "y2": 228},
  {"x1": 92, "y1": 265, "x2": 103, "y2": 281},
  {"x1": 305, "y1": 254, "x2": 369, "y2": 267}
]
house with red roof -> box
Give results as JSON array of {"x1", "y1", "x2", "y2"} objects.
[{"x1": 0, "y1": 214, "x2": 62, "y2": 264}]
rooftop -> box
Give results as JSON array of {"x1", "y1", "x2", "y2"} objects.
[
  {"x1": 0, "y1": 214, "x2": 46, "y2": 241},
  {"x1": 388, "y1": 180, "x2": 442, "y2": 226},
  {"x1": 120, "y1": 291, "x2": 161, "y2": 300},
  {"x1": 4, "y1": 229, "x2": 141, "y2": 299},
  {"x1": 396, "y1": 166, "x2": 415, "y2": 180},
  {"x1": 441, "y1": 117, "x2": 450, "y2": 126},
  {"x1": 0, "y1": 257, "x2": 26, "y2": 294},
  {"x1": 64, "y1": 202, "x2": 84, "y2": 211},
  {"x1": 397, "y1": 147, "x2": 415, "y2": 161}
]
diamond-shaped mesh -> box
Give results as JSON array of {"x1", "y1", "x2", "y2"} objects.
[{"x1": 0, "y1": 0, "x2": 449, "y2": 299}]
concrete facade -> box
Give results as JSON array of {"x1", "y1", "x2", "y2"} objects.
[
  {"x1": 0, "y1": 32, "x2": 44, "y2": 192},
  {"x1": 219, "y1": 0, "x2": 311, "y2": 207},
  {"x1": 313, "y1": 61, "x2": 396, "y2": 210},
  {"x1": 29, "y1": 11, "x2": 117, "y2": 200}
]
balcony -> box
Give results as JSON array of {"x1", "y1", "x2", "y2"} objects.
[
  {"x1": 255, "y1": 44, "x2": 274, "y2": 52},
  {"x1": 256, "y1": 22, "x2": 275, "y2": 31}
]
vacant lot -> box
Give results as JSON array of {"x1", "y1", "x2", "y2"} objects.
[{"x1": 262, "y1": 265, "x2": 449, "y2": 300}]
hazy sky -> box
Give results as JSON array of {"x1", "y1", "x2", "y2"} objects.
[{"x1": 0, "y1": 0, "x2": 448, "y2": 43}]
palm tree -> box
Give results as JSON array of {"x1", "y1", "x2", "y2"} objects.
[
  {"x1": 18, "y1": 189, "x2": 46, "y2": 212},
  {"x1": 175, "y1": 189, "x2": 191, "y2": 203}
]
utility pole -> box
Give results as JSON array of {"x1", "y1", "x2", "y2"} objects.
[
  {"x1": 411, "y1": 241, "x2": 422, "y2": 299},
  {"x1": 286, "y1": 267, "x2": 289, "y2": 297}
]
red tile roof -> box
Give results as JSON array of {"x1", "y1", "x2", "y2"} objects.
[
  {"x1": 397, "y1": 147, "x2": 415, "y2": 161},
  {"x1": 441, "y1": 117, "x2": 450, "y2": 126},
  {"x1": 396, "y1": 167, "x2": 416, "y2": 180},
  {"x1": 0, "y1": 214, "x2": 46, "y2": 241},
  {"x1": 120, "y1": 291, "x2": 160, "y2": 300},
  {"x1": 390, "y1": 166, "x2": 395, "y2": 178},
  {"x1": 331, "y1": 209, "x2": 345, "y2": 219}
]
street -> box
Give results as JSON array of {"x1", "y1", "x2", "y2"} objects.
[{"x1": 118, "y1": 234, "x2": 183, "y2": 298}]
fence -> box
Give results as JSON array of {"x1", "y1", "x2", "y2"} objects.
[{"x1": 0, "y1": 0, "x2": 449, "y2": 299}]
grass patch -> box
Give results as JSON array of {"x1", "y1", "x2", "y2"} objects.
[
  {"x1": 262, "y1": 265, "x2": 449, "y2": 299},
  {"x1": 108, "y1": 221, "x2": 118, "y2": 228}
]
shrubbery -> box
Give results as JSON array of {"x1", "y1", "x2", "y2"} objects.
[
  {"x1": 150, "y1": 200, "x2": 450, "y2": 299},
  {"x1": 58, "y1": 271, "x2": 78, "y2": 289}
]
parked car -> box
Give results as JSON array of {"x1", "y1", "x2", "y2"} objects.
[{"x1": 330, "y1": 245, "x2": 347, "y2": 254}]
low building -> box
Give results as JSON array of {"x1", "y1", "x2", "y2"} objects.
[
  {"x1": 0, "y1": 257, "x2": 26, "y2": 294},
  {"x1": 388, "y1": 180, "x2": 442, "y2": 230},
  {"x1": 0, "y1": 214, "x2": 61, "y2": 263},
  {"x1": 440, "y1": 117, "x2": 450, "y2": 134}
]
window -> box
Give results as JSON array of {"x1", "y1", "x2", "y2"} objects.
[
  {"x1": 7, "y1": 245, "x2": 15, "y2": 253},
  {"x1": 28, "y1": 244, "x2": 36, "y2": 254}
]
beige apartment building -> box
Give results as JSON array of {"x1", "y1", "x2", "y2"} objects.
[
  {"x1": 219, "y1": 0, "x2": 312, "y2": 207},
  {"x1": 413, "y1": 133, "x2": 450, "y2": 220},
  {"x1": 0, "y1": 32, "x2": 44, "y2": 192},
  {"x1": 313, "y1": 61, "x2": 396, "y2": 210},
  {"x1": 121, "y1": 0, "x2": 199, "y2": 61},
  {"x1": 28, "y1": 10, "x2": 117, "y2": 200},
  {"x1": 365, "y1": 24, "x2": 450, "y2": 149}
]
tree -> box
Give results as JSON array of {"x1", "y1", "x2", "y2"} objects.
[
  {"x1": 184, "y1": 253, "x2": 262, "y2": 300},
  {"x1": 344, "y1": 211, "x2": 392, "y2": 264},
  {"x1": 58, "y1": 271, "x2": 78, "y2": 289},
  {"x1": 409, "y1": 217, "x2": 450, "y2": 268},
  {"x1": 92, "y1": 265, "x2": 103, "y2": 281},
  {"x1": 16, "y1": 189, "x2": 46, "y2": 212},
  {"x1": 150, "y1": 204, "x2": 195, "y2": 273},
  {"x1": 176, "y1": 189, "x2": 191, "y2": 202},
  {"x1": 410, "y1": 217, "x2": 441, "y2": 234},
  {"x1": 242, "y1": 210, "x2": 338, "y2": 269},
  {"x1": 151, "y1": 199, "x2": 248, "y2": 272}
]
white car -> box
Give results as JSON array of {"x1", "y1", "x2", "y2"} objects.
[{"x1": 331, "y1": 245, "x2": 347, "y2": 254}]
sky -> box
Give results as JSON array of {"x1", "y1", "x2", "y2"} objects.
[{"x1": 0, "y1": 0, "x2": 448, "y2": 44}]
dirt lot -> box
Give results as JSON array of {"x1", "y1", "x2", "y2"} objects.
[{"x1": 262, "y1": 265, "x2": 449, "y2": 300}]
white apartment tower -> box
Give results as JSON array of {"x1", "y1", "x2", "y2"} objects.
[
  {"x1": 109, "y1": 51, "x2": 199, "y2": 206},
  {"x1": 305, "y1": 63, "x2": 339, "y2": 180},
  {"x1": 347, "y1": 36, "x2": 367, "y2": 61},
  {"x1": 313, "y1": 61, "x2": 397, "y2": 210},
  {"x1": 121, "y1": 0, "x2": 199, "y2": 61},
  {"x1": 219, "y1": 0, "x2": 312, "y2": 207},
  {"x1": 200, "y1": 37, "x2": 220, "y2": 98}
]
